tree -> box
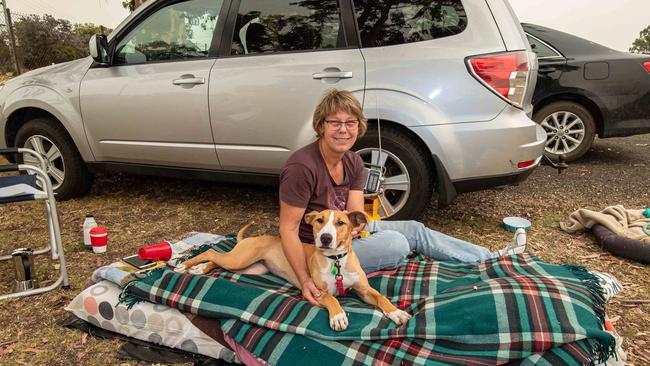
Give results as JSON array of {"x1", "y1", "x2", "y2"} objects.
[
  {"x1": 630, "y1": 24, "x2": 650, "y2": 54},
  {"x1": 0, "y1": 38, "x2": 14, "y2": 73},
  {"x1": 11, "y1": 15, "x2": 106, "y2": 71},
  {"x1": 122, "y1": 0, "x2": 147, "y2": 11}
]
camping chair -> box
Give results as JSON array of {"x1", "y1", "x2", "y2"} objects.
[{"x1": 0, "y1": 147, "x2": 69, "y2": 300}]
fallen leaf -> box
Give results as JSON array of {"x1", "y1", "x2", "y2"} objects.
[
  {"x1": 81, "y1": 333, "x2": 88, "y2": 345},
  {"x1": 578, "y1": 254, "x2": 600, "y2": 259},
  {"x1": 21, "y1": 347, "x2": 43, "y2": 353},
  {"x1": 0, "y1": 345, "x2": 14, "y2": 356}
]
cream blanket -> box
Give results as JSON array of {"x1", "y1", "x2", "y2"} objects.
[{"x1": 560, "y1": 205, "x2": 650, "y2": 243}]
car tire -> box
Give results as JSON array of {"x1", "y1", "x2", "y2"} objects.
[
  {"x1": 354, "y1": 127, "x2": 433, "y2": 220},
  {"x1": 15, "y1": 118, "x2": 93, "y2": 200},
  {"x1": 533, "y1": 101, "x2": 596, "y2": 162}
]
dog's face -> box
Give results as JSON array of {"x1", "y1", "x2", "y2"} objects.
[{"x1": 304, "y1": 210, "x2": 367, "y2": 251}]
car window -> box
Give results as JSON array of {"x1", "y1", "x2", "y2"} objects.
[
  {"x1": 229, "y1": 0, "x2": 344, "y2": 55},
  {"x1": 353, "y1": 0, "x2": 466, "y2": 48},
  {"x1": 114, "y1": 0, "x2": 222, "y2": 65},
  {"x1": 526, "y1": 34, "x2": 562, "y2": 59}
]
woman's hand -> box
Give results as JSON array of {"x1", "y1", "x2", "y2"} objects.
[{"x1": 300, "y1": 278, "x2": 322, "y2": 307}]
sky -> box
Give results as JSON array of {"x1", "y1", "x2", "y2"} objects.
[{"x1": 5, "y1": 0, "x2": 650, "y2": 52}]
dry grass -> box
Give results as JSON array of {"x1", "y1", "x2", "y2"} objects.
[
  {"x1": 0, "y1": 74, "x2": 13, "y2": 84},
  {"x1": 1, "y1": 134, "x2": 649, "y2": 365}
]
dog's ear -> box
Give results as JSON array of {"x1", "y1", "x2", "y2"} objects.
[
  {"x1": 347, "y1": 211, "x2": 368, "y2": 227},
  {"x1": 304, "y1": 211, "x2": 320, "y2": 225}
]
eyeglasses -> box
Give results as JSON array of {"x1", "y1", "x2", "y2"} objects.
[{"x1": 324, "y1": 119, "x2": 359, "y2": 130}]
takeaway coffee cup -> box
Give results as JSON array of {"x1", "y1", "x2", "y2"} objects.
[
  {"x1": 138, "y1": 241, "x2": 172, "y2": 261},
  {"x1": 90, "y1": 226, "x2": 108, "y2": 253}
]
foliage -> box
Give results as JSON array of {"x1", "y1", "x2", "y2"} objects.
[
  {"x1": 0, "y1": 40, "x2": 14, "y2": 74},
  {"x1": 0, "y1": 15, "x2": 110, "y2": 72},
  {"x1": 630, "y1": 24, "x2": 650, "y2": 54},
  {"x1": 122, "y1": 0, "x2": 147, "y2": 11}
]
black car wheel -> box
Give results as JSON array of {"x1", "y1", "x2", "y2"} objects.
[
  {"x1": 354, "y1": 127, "x2": 433, "y2": 220},
  {"x1": 15, "y1": 118, "x2": 93, "y2": 200},
  {"x1": 533, "y1": 101, "x2": 596, "y2": 162}
]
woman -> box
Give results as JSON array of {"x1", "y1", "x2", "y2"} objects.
[{"x1": 278, "y1": 89, "x2": 526, "y2": 306}]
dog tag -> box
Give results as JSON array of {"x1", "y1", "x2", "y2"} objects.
[{"x1": 331, "y1": 263, "x2": 338, "y2": 276}]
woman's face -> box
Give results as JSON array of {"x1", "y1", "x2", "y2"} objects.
[{"x1": 319, "y1": 110, "x2": 359, "y2": 155}]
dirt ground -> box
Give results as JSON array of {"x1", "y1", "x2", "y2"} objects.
[{"x1": 0, "y1": 133, "x2": 649, "y2": 365}]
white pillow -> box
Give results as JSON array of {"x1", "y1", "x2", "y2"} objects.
[{"x1": 65, "y1": 280, "x2": 237, "y2": 362}]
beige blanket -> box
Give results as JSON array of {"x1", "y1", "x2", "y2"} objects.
[{"x1": 560, "y1": 205, "x2": 650, "y2": 243}]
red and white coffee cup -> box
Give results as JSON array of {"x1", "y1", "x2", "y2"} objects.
[{"x1": 90, "y1": 226, "x2": 108, "y2": 253}]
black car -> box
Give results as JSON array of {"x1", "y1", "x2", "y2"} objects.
[{"x1": 523, "y1": 23, "x2": 650, "y2": 162}]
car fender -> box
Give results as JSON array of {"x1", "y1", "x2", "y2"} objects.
[
  {"x1": 362, "y1": 88, "x2": 454, "y2": 166},
  {"x1": 2, "y1": 85, "x2": 94, "y2": 161},
  {"x1": 362, "y1": 89, "x2": 457, "y2": 206},
  {"x1": 533, "y1": 87, "x2": 608, "y2": 131}
]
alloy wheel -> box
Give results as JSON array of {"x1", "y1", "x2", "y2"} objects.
[
  {"x1": 540, "y1": 111, "x2": 586, "y2": 155},
  {"x1": 22, "y1": 134, "x2": 66, "y2": 190},
  {"x1": 356, "y1": 148, "x2": 411, "y2": 219}
]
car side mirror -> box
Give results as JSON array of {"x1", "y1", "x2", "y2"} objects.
[{"x1": 89, "y1": 34, "x2": 109, "y2": 65}]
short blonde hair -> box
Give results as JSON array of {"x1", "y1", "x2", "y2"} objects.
[{"x1": 312, "y1": 89, "x2": 368, "y2": 138}]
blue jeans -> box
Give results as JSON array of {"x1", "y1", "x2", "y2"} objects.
[{"x1": 352, "y1": 220, "x2": 498, "y2": 273}]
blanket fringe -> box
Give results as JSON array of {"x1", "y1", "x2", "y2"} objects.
[
  {"x1": 563, "y1": 264, "x2": 616, "y2": 364},
  {"x1": 118, "y1": 268, "x2": 166, "y2": 309}
]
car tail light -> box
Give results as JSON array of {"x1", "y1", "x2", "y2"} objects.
[
  {"x1": 468, "y1": 51, "x2": 531, "y2": 108},
  {"x1": 643, "y1": 61, "x2": 650, "y2": 73}
]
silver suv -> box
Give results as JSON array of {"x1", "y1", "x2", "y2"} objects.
[{"x1": 0, "y1": 0, "x2": 545, "y2": 219}]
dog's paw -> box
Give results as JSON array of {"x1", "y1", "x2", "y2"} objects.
[
  {"x1": 173, "y1": 264, "x2": 187, "y2": 273},
  {"x1": 189, "y1": 262, "x2": 209, "y2": 275},
  {"x1": 329, "y1": 312, "x2": 349, "y2": 331},
  {"x1": 386, "y1": 309, "x2": 411, "y2": 325}
]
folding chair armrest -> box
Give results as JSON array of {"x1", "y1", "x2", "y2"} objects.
[
  {"x1": 0, "y1": 148, "x2": 48, "y2": 172},
  {"x1": 0, "y1": 147, "x2": 19, "y2": 154},
  {"x1": 0, "y1": 164, "x2": 19, "y2": 172}
]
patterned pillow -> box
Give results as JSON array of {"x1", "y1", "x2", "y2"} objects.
[{"x1": 65, "y1": 280, "x2": 237, "y2": 362}]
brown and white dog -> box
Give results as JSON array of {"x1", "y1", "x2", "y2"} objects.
[{"x1": 174, "y1": 209, "x2": 411, "y2": 331}]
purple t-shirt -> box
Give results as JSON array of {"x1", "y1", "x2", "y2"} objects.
[{"x1": 280, "y1": 141, "x2": 365, "y2": 243}]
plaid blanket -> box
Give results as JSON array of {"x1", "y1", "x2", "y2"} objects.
[{"x1": 120, "y1": 237, "x2": 614, "y2": 365}]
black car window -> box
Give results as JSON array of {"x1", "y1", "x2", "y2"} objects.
[
  {"x1": 353, "y1": 0, "x2": 466, "y2": 48},
  {"x1": 526, "y1": 34, "x2": 562, "y2": 59},
  {"x1": 230, "y1": 0, "x2": 344, "y2": 55},
  {"x1": 114, "y1": 0, "x2": 222, "y2": 65}
]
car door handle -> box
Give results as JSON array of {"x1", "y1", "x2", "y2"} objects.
[
  {"x1": 312, "y1": 71, "x2": 353, "y2": 79},
  {"x1": 172, "y1": 77, "x2": 205, "y2": 85}
]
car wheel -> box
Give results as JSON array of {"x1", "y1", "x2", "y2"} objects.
[
  {"x1": 354, "y1": 127, "x2": 433, "y2": 220},
  {"x1": 15, "y1": 118, "x2": 93, "y2": 200},
  {"x1": 533, "y1": 101, "x2": 596, "y2": 162}
]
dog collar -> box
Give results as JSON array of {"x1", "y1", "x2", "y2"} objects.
[
  {"x1": 327, "y1": 253, "x2": 350, "y2": 297},
  {"x1": 326, "y1": 252, "x2": 348, "y2": 261}
]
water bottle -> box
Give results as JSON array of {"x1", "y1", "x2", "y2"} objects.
[{"x1": 83, "y1": 215, "x2": 98, "y2": 248}]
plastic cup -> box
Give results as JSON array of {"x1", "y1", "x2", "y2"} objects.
[
  {"x1": 90, "y1": 226, "x2": 108, "y2": 253},
  {"x1": 138, "y1": 241, "x2": 172, "y2": 261}
]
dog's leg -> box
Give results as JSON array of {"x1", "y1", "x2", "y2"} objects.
[
  {"x1": 174, "y1": 250, "x2": 213, "y2": 273},
  {"x1": 353, "y1": 285, "x2": 411, "y2": 326},
  {"x1": 175, "y1": 239, "x2": 268, "y2": 274},
  {"x1": 317, "y1": 293, "x2": 348, "y2": 331}
]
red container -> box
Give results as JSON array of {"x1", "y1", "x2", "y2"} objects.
[
  {"x1": 138, "y1": 241, "x2": 172, "y2": 261},
  {"x1": 90, "y1": 227, "x2": 108, "y2": 253}
]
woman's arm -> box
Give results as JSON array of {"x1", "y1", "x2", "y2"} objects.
[
  {"x1": 347, "y1": 190, "x2": 365, "y2": 213},
  {"x1": 279, "y1": 200, "x2": 321, "y2": 306},
  {"x1": 347, "y1": 190, "x2": 368, "y2": 234}
]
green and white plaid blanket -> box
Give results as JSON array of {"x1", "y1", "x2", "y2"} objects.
[{"x1": 120, "y1": 237, "x2": 614, "y2": 365}]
